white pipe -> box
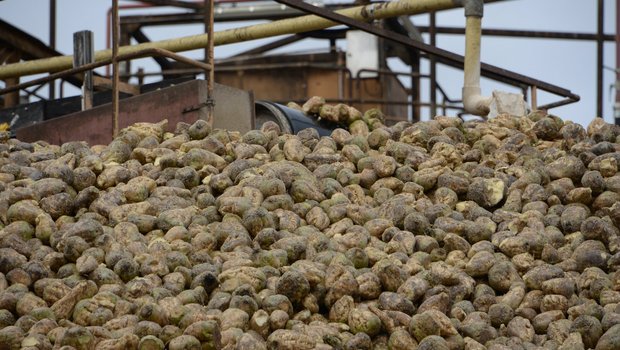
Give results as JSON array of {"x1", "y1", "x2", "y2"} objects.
[{"x1": 462, "y1": 0, "x2": 492, "y2": 116}]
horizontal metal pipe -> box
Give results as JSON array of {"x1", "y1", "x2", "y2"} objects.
[{"x1": 0, "y1": 0, "x2": 460, "y2": 80}]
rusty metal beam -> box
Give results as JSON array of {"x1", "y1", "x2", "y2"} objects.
[
  {"x1": 0, "y1": 19, "x2": 82, "y2": 88},
  {"x1": 597, "y1": 0, "x2": 604, "y2": 118},
  {"x1": 416, "y1": 26, "x2": 616, "y2": 41},
  {"x1": 135, "y1": 0, "x2": 202, "y2": 10},
  {"x1": 429, "y1": 12, "x2": 437, "y2": 118},
  {"x1": 0, "y1": 20, "x2": 62, "y2": 61},
  {"x1": 616, "y1": 0, "x2": 620, "y2": 125},
  {"x1": 113, "y1": 0, "x2": 121, "y2": 136}
]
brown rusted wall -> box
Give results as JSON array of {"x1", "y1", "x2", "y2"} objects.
[{"x1": 16, "y1": 80, "x2": 253, "y2": 145}]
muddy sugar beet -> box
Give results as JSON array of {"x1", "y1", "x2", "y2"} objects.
[{"x1": 2, "y1": 101, "x2": 620, "y2": 350}]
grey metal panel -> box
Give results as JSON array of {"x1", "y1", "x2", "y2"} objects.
[{"x1": 212, "y1": 82, "x2": 254, "y2": 134}]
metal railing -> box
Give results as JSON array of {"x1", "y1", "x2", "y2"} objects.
[{"x1": 273, "y1": 0, "x2": 580, "y2": 115}]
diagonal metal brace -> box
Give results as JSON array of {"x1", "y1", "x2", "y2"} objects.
[{"x1": 274, "y1": 0, "x2": 464, "y2": 64}]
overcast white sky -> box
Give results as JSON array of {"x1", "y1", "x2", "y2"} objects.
[{"x1": 0, "y1": 0, "x2": 617, "y2": 126}]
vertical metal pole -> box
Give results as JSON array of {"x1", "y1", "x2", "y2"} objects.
[
  {"x1": 3, "y1": 53, "x2": 20, "y2": 107},
  {"x1": 120, "y1": 32, "x2": 132, "y2": 83},
  {"x1": 137, "y1": 67, "x2": 145, "y2": 86},
  {"x1": 597, "y1": 0, "x2": 604, "y2": 118},
  {"x1": 441, "y1": 97, "x2": 447, "y2": 116},
  {"x1": 329, "y1": 38, "x2": 337, "y2": 53},
  {"x1": 73, "y1": 30, "x2": 94, "y2": 110},
  {"x1": 337, "y1": 52, "x2": 344, "y2": 100},
  {"x1": 615, "y1": 0, "x2": 620, "y2": 125},
  {"x1": 112, "y1": 0, "x2": 120, "y2": 137},
  {"x1": 429, "y1": 11, "x2": 437, "y2": 118},
  {"x1": 410, "y1": 52, "x2": 420, "y2": 122},
  {"x1": 49, "y1": 0, "x2": 56, "y2": 100},
  {"x1": 205, "y1": 0, "x2": 215, "y2": 124},
  {"x1": 531, "y1": 85, "x2": 537, "y2": 111}
]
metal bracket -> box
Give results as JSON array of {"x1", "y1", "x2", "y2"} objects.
[
  {"x1": 182, "y1": 98, "x2": 215, "y2": 114},
  {"x1": 463, "y1": 0, "x2": 483, "y2": 18}
]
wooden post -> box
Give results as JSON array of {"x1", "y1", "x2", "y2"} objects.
[{"x1": 73, "y1": 30, "x2": 95, "y2": 110}]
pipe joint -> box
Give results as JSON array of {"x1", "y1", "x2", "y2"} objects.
[
  {"x1": 462, "y1": 86, "x2": 492, "y2": 116},
  {"x1": 463, "y1": 0, "x2": 483, "y2": 17}
]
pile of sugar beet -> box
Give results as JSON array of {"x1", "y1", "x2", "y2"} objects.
[{"x1": 2, "y1": 97, "x2": 620, "y2": 350}]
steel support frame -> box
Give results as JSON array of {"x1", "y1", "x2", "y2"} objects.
[
  {"x1": 597, "y1": 0, "x2": 604, "y2": 118},
  {"x1": 131, "y1": 29, "x2": 174, "y2": 71},
  {"x1": 113, "y1": 0, "x2": 587, "y2": 116},
  {"x1": 429, "y1": 11, "x2": 437, "y2": 118},
  {"x1": 1, "y1": 0, "x2": 584, "y2": 118},
  {"x1": 0, "y1": 19, "x2": 82, "y2": 89},
  {"x1": 272, "y1": 0, "x2": 579, "y2": 113},
  {"x1": 616, "y1": 0, "x2": 620, "y2": 125}
]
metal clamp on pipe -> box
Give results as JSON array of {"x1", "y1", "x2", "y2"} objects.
[{"x1": 461, "y1": 0, "x2": 492, "y2": 117}]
